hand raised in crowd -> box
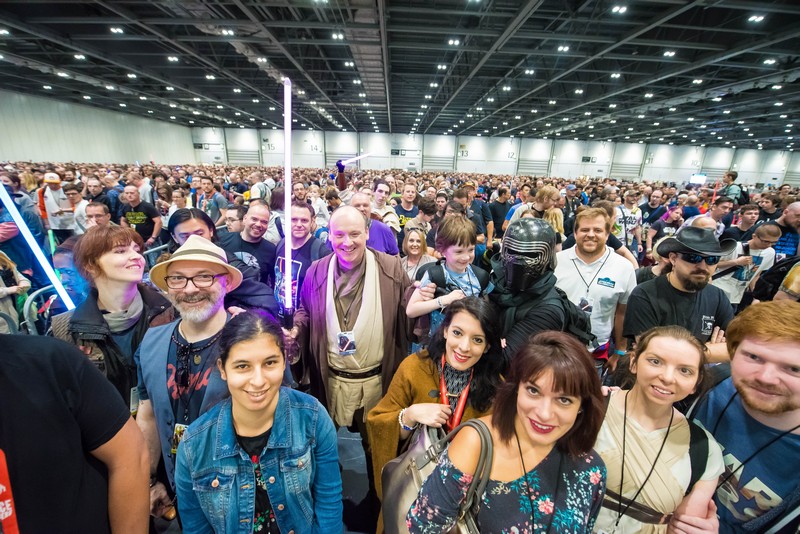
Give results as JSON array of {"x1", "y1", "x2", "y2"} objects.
[{"x1": 404, "y1": 403, "x2": 452, "y2": 428}]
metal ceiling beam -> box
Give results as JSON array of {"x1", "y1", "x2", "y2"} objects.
[
  {"x1": 422, "y1": 0, "x2": 547, "y2": 134},
  {"x1": 461, "y1": 0, "x2": 708, "y2": 134},
  {"x1": 0, "y1": 8, "x2": 289, "y2": 129},
  {"x1": 492, "y1": 23, "x2": 800, "y2": 137},
  {"x1": 228, "y1": 0, "x2": 357, "y2": 131},
  {"x1": 376, "y1": 0, "x2": 391, "y2": 132}
]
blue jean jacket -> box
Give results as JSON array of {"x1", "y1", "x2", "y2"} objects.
[{"x1": 175, "y1": 388, "x2": 343, "y2": 533}]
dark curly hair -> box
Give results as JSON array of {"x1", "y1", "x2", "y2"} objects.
[
  {"x1": 426, "y1": 297, "x2": 504, "y2": 412},
  {"x1": 218, "y1": 309, "x2": 285, "y2": 366}
]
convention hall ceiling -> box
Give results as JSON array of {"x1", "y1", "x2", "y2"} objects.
[{"x1": 0, "y1": 0, "x2": 798, "y2": 150}]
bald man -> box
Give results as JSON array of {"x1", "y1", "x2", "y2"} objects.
[
  {"x1": 350, "y1": 192, "x2": 400, "y2": 255},
  {"x1": 289, "y1": 206, "x2": 411, "y2": 529}
]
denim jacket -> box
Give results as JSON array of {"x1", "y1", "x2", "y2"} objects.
[{"x1": 175, "y1": 388, "x2": 343, "y2": 533}]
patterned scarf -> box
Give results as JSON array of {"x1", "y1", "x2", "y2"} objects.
[{"x1": 442, "y1": 362, "x2": 472, "y2": 412}]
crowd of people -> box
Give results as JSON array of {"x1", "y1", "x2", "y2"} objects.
[{"x1": 1, "y1": 159, "x2": 799, "y2": 534}]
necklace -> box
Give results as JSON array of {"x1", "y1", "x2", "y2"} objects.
[
  {"x1": 712, "y1": 391, "x2": 800, "y2": 490},
  {"x1": 515, "y1": 429, "x2": 559, "y2": 533},
  {"x1": 616, "y1": 390, "x2": 674, "y2": 529}
]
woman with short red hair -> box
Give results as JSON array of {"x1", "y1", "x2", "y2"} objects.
[{"x1": 51, "y1": 225, "x2": 175, "y2": 403}]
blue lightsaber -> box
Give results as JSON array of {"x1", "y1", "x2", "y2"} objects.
[{"x1": 0, "y1": 186, "x2": 75, "y2": 310}]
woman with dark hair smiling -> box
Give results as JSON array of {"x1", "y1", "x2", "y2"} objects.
[
  {"x1": 408, "y1": 331, "x2": 607, "y2": 533},
  {"x1": 368, "y1": 297, "x2": 504, "y2": 527},
  {"x1": 175, "y1": 310, "x2": 342, "y2": 533}
]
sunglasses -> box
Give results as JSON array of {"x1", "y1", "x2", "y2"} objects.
[{"x1": 678, "y1": 252, "x2": 721, "y2": 265}]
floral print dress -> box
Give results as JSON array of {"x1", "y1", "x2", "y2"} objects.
[{"x1": 407, "y1": 446, "x2": 606, "y2": 533}]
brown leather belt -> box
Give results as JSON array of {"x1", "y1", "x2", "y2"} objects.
[{"x1": 329, "y1": 366, "x2": 382, "y2": 380}]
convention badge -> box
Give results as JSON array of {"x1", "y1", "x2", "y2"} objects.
[
  {"x1": 129, "y1": 387, "x2": 140, "y2": 418},
  {"x1": 579, "y1": 296, "x2": 594, "y2": 314},
  {"x1": 337, "y1": 331, "x2": 357, "y2": 356},
  {"x1": 171, "y1": 424, "x2": 188, "y2": 455},
  {"x1": 597, "y1": 277, "x2": 616, "y2": 288},
  {"x1": 0, "y1": 449, "x2": 20, "y2": 534}
]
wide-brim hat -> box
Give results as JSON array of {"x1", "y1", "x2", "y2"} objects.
[
  {"x1": 656, "y1": 226, "x2": 736, "y2": 257},
  {"x1": 149, "y1": 235, "x2": 243, "y2": 293}
]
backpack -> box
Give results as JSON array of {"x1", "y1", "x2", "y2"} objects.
[
  {"x1": 416, "y1": 261, "x2": 491, "y2": 296},
  {"x1": 510, "y1": 286, "x2": 597, "y2": 348},
  {"x1": 751, "y1": 254, "x2": 800, "y2": 301}
]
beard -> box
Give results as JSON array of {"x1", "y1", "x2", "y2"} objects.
[
  {"x1": 170, "y1": 284, "x2": 226, "y2": 323},
  {"x1": 733, "y1": 376, "x2": 800, "y2": 415},
  {"x1": 678, "y1": 270, "x2": 711, "y2": 291}
]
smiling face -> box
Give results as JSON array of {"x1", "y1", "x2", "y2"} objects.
[
  {"x1": 732, "y1": 338, "x2": 800, "y2": 417},
  {"x1": 219, "y1": 334, "x2": 285, "y2": 419},
  {"x1": 574, "y1": 215, "x2": 608, "y2": 258},
  {"x1": 630, "y1": 336, "x2": 702, "y2": 406},
  {"x1": 515, "y1": 369, "x2": 582, "y2": 450},
  {"x1": 242, "y1": 205, "x2": 270, "y2": 241},
  {"x1": 443, "y1": 311, "x2": 488, "y2": 371},
  {"x1": 405, "y1": 230, "x2": 423, "y2": 258},
  {"x1": 442, "y1": 243, "x2": 475, "y2": 273},
  {"x1": 329, "y1": 207, "x2": 368, "y2": 270},
  {"x1": 94, "y1": 241, "x2": 145, "y2": 284},
  {"x1": 166, "y1": 260, "x2": 228, "y2": 323}
]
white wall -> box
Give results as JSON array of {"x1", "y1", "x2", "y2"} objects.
[
  {"x1": 0, "y1": 89, "x2": 195, "y2": 163},
  {"x1": 0, "y1": 88, "x2": 791, "y2": 187},
  {"x1": 642, "y1": 145, "x2": 701, "y2": 182}
]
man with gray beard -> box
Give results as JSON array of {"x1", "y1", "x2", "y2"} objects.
[{"x1": 134, "y1": 235, "x2": 243, "y2": 519}]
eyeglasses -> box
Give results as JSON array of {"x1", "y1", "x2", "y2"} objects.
[
  {"x1": 164, "y1": 273, "x2": 226, "y2": 289},
  {"x1": 224, "y1": 217, "x2": 241, "y2": 223},
  {"x1": 757, "y1": 236, "x2": 778, "y2": 246},
  {"x1": 678, "y1": 253, "x2": 721, "y2": 265}
]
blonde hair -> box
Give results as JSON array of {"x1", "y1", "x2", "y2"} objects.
[
  {"x1": 543, "y1": 207, "x2": 565, "y2": 234},
  {"x1": 535, "y1": 185, "x2": 559, "y2": 203},
  {"x1": 0, "y1": 251, "x2": 16, "y2": 271}
]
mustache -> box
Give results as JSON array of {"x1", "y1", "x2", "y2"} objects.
[
  {"x1": 175, "y1": 294, "x2": 211, "y2": 304},
  {"x1": 742, "y1": 379, "x2": 787, "y2": 396}
]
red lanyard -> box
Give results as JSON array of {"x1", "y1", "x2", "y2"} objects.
[{"x1": 439, "y1": 355, "x2": 473, "y2": 431}]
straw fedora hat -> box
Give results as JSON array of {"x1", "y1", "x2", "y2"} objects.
[{"x1": 149, "y1": 235, "x2": 243, "y2": 293}]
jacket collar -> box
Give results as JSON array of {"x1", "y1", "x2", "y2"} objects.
[
  {"x1": 69, "y1": 284, "x2": 172, "y2": 333},
  {"x1": 215, "y1": 388, "x2": 292, "y2": 459}
]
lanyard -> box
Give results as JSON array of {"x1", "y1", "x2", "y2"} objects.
[
  {"x1": 571, "y1": 249, "x2": 611, "y2": 295},
  {"x1": 439, "y1": 355, "x2": 473, "y2": 432}
]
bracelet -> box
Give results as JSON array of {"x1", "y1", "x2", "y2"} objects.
[
  {"x1": 614, "y1": 349, "x2": 626, "y2": 356},
  {"x1": 436, "y1": 297, "x2": 444, "y2": 309},
  {"x1": 398, "y1": 408, "x2": 418, "y2": 432}
]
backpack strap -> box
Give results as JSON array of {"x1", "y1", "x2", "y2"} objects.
[
  {"x1": 686, "y1": 420, "x2": 709, "y2": 495},
  {"x1": 276, "y1": 217, "x2": 284, "y2": 239},
  {"x1": 310, "y1": 238, "x2": 324, "y2": 261},
  {"x1": 712, "y1": 243, "x2": 750, "y2": 280}
]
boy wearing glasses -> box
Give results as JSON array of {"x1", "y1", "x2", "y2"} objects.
[
  {"x1": 134, "y1": 235, "x2": 243, "y2": 519},
  {"x1": 623, "y1": 227, "x2": 736, "y2": 362},
  {"x1": 712, "y1": 223, "x2": 782, "y2": 309}
]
